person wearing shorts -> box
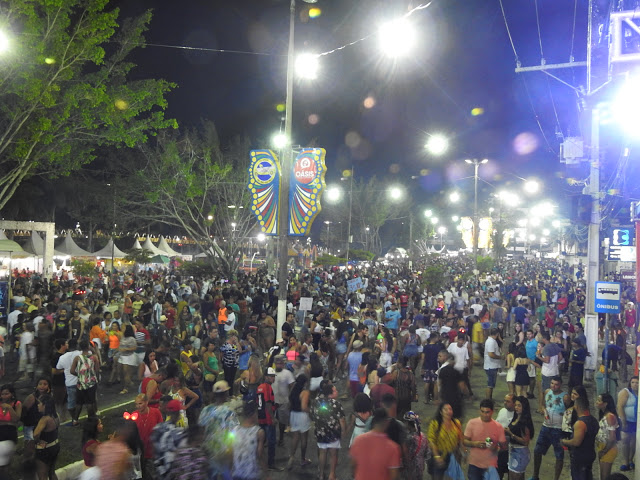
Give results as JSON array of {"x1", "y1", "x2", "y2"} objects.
[
  {"x1": 311, "y1": 380, "x2": 345, "y2": 480},
  {"x1": 531, "y1": 376, "x2": 566, "y2": 480},
  {"x1": 484, "y1": 329, "x2": 502, "y2": 400}
]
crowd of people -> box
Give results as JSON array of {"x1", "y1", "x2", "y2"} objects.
[{"x1": 0, "y1": 256, "x2": 636, "y2": 480}]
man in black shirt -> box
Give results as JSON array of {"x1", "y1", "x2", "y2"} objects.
[
  {"x1": 437, "y1": 349, "x2": 464, "y2": 419},
  {"x1": 561, "y1": 395, "x2": 599, "y2": 480}
]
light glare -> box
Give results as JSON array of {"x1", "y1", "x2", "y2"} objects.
[
  {"x1": 296, "y1": 53, "x2": 319, "y2": 80},
  {"x1": 272, "y1": 133, "x2": 287, "y2": 149},
  {"x1": 426, "y1": 134, "x2": 449, "y2": 156},
  {"x1": 449, "y1": 191, "x2": 460, "y2": 203},
  {"x1": 378, "y1": 19, "x2": 416, "y2": 58}
]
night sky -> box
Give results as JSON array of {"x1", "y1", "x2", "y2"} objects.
[{"x1": 112, "y1": 0, "x2": 595, "y2": 219}]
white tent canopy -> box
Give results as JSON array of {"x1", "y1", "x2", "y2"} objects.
[
  {"x1": 91, "y1": 238, "x2": 127, "y2": 258},
  {"x1": 56, "y1": 232, "x2": 92, "y2": 256},
  {"x1": 23, "y1": 232, "x2": 66, "y2": 257},
  {"x1": 130, "y1": 239, "x2": 143, "y2": 250},
  {"x1": 158, "y1": 236, "x2": 181, "y2": 256},
  {"x1": 141, "y1": 238, "x2": 167, "y2": 256}
]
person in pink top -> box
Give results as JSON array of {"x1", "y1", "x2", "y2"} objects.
[{"x1": 463, "y1": 399, "x2": 507, "y2": 480}]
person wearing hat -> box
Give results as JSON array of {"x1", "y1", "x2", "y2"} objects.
[
  {"x1": 347, "y1": 340, "x2": 364, "y2": 398},
  {"x1": 198, "y1": 381, "x2": 239, "y2": 479},
  {"x1": 150, "y1": 398, "x2": 186, "y2": 479},
  {"x1": 256, "y1": 367, "x2": 282, "y2": 471}
]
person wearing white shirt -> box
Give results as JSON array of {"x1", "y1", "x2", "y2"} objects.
[
  {"x1": 224, "y1": 308, "x2": 236, "y2": 333},
  {"x1": 56, "y1": 338, "x2": 82, "y2": 424},
  {"x1": 483, "y1": 328, "x2": 503, "y2": 400}
]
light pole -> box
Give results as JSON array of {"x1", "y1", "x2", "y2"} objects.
[
  {"x1": 345, "y1": 168, "x2": 354, "y2": 262},
  {"x1": 324, "y1": 221, "x2": 331, "y2": 253},
  {"x1": 465, "y1": 158, "x2": 488, "y2": 271},
  {"x1": 276, "y1": 0, "x2": 317, "y2": 340}
]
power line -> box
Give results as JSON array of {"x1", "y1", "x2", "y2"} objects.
[
  {"x1": 497, "y1": 0, "x2": 520, "y2": 67},
  {"x1": 520, "y1": 76, "x2": 556, "y2": 154}
]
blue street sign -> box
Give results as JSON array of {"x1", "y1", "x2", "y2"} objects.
[{"x1": 594, "y1": 281, "x2": 621, "y2": 314}]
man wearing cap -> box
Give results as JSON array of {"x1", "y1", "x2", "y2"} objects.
[
  {"x1": 198, "y1": 380, "x2": 239, "y2": 479},
  {"x1": 347, "y1": 340, "x2": 364, "y2": 398},
  {"x1": 257, "y1": 367, "x2": 282, "y2": 471},
  {"x1": 150, "y1": 398, "x2": 186, "y2": 479}
]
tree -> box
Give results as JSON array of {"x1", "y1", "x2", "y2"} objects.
[
  {"x1": 314, "y1": 254, "x2": 347, "y2": 267},
  {"x1": 0, "y1": 0, "x2": 176, "y2": 210},
  {"x1": 71, "y1": 259, "x2": 96, "y2": 279},
  {"x1": 124, "y1": 248, "x2": 153, "y2": 265},
  {"x1": 476, "y1": 255, "x2": 495, "y2": 274},
  {"x1": 348, "y1": 249, "x2": 375, "y2": 262},
  {"x1": 322, "y1": 177, "x2": 410, "y2": 255},
  {"x1": 117, "y1": 123, "x2": 256, "y2": 279},
  {"x1": 420, "y1": 265, "x2": 447, "y2": 293}
]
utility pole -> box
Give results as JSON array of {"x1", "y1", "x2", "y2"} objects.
[
  {"x1": 345, "y1": 167, "x2": 354, "y2": 262},
  {"x1": 465, "y1": 158, "x2": 487, "y2": 272}
]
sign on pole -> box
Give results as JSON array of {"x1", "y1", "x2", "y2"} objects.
[
  {"x1": 594, "y1": 281, "x2": 622, "y2": 314},
  {"x1": 347, "y1": 277, "x2": 363, "y2": 293},
  {"x1": 299, "y1": 297, "x2": 313, "y2": 311}
]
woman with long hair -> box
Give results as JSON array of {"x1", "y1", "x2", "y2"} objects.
[
  {"x1": 347, "y1": 393, "x2": 372, "y2": 447},
  {"x1": 427, "y1": 403, "x2": 464, "y2": 480},
  {"x1": 513, "y1": 322, "x2": 525, "y2": 347},
  {"x1": 596, "y1": 392, "x2": 620, "y2": 479},
  {"x1": 505, "y1": 396, "x2": 535, "y2": 480},
  {"x1": 378, "y1": 327, "x2": 396, "y2": 373},
  {"x1": 308, "y1": 352, "x2": 324, "y2": 393},
  {"x1": 513, "y1": 345, "x2": 531, "y2": 397},
  {"x1": 22, "y1": 378, "x2": 51, "y2": 442},
  {"x1": 81, "y1": 416, "x2": 103, "y2": 467},
  {"x1": 137, "y1": 350, "x2": 158, "y2": 382},
  {"x1": 33, "y1": 394, "x2": 59, "y2": 480},
  {"x1": 287, "y1": 374, "x2": 312, "y2": 469},
  {"x1": 236, "y1": 354, "x2": 263, "y2": 402},
  {"x1": 117, "y1": 325, "x2": 138, "y2": 395},
  {"x1": 562, "y1": 385, "x2": 587, "y2": 440}
]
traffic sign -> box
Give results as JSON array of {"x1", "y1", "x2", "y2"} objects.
[
  {"x1": 612, "y1": 228, "x2": 632, "y2": 246},
  {"x1": 608, "y1": 245, "x2": 636, "y2": 262},
  {"x1": 594, "y1": 281, "x2": 622, "y2": 313}
]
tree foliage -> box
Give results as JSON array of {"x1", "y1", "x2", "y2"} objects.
[
  {"x1": 117, "y1": 122, "x2": 255, "y2": 279},
  {"x1": 476, "y1": 255, "x2": 495, "y2": 274},
  {"x1": 0, "y1": 0, "x2": 176, "y2": 210},
  {"x1": 71, "y1": 258, "x2": 96, "y2": 278},
  {"x1": 314, "y1": 254, "x2": 347, "y2": 267},
  {"x1": 420, "y1": 265, "x2": 447, "y2": 293},
  {"x1": 124, "y1": 248, "x2": 153, "y2": 265},
  {"x1": 348, "y1": 249, "x2": 375, "y2": 262}
]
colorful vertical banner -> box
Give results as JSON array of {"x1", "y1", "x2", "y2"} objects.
[
  {"x1": 289, "y1": 148, "x2": 327, "y2": 236},
  {"x1": 248, "y1": 150, "x2": 281, "y2": 235},
  {"x1": 0, "y1": 281, "x2": 7, "y2": 321}
]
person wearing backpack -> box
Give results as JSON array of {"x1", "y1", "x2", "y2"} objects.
[{"x1": 71, "y1": 340, "x2": 99, "y2": 420}]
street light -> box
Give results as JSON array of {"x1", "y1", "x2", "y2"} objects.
[
  {"x1": 452, "y1": 215, "x2": 459, "y2": 222},
  {"x1": 0, "y1": 31, "x2": 9, "y2": 53},
  {"x1": 378, "y1": 18, "x2": 416, "y2": 58},
  {"x1": 465, "y1": 158, "x2": 488, "y2": 271},
  {"x1": 277, "y1": 0, "x2": 318, "y2": 344},
  {"x1": 326, "y1": 185, "x2": 342, "y2": 201},
  {"x1": 430, "y1": 217, "x2": 439, "y2": 225},
  {"x1": 295, "y1": 53, "x2": 319, "y2": 80},
  {"x1": 425, "y1": 134, "x2": 449, "y2": 156},
  {"x1": 388, "y1": 186, "x2": 404, "y2": 200},
  {"x1": 449, "y1": 191, "x2": 460, "y2": 203},
  {"x1": 524, "y1": 180, "x2": 540, "y2": 194},
  {"x1": 272, "y1": 132, "x2": 287, "y2": 149},
  {"x1": 437, "y1": 226, "x2": 447, "y2": 247},
  {"x1": 324, "y1": 220, "x2": 331, "y2": 252},
  {"x1": 424, "y1": 209, "x2": 433, "y2": 218}
]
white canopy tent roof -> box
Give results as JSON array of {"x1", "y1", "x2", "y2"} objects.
[
  {"x1": 141, "y1": 238, "x2": 167, "y2": 256},
  {"x1": 130, "y1": 239, "x2": 143, "y2": 250},
  {"x1": 91, "y1": 238, "x2": 127, "y2": 258},
  {"x1": 157, "y1": 236, "x2": 181, "y2": 256},
  {"x1": 56, "y1": 232, "x2": 92, "y2": 256},
  {"x1": 23, "y1": 232, "x2": 66, "y2": 257}
]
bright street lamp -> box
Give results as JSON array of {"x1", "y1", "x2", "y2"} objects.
[
  {"x1": 424, "y1": 209, "x2": 433, "y2": 218},
  {"x1": 452, "y1": 215, "x2": 459, "y2": 222},
  {"x1": 378, "y1": 18, "x2": 416, "y2": 57},
  {"x1": 295, "y1": 53, "x2": 319, "y2": 80},
  {"x1": 524, "y1": 180, "x2": 540, "y2": 194},
  {"x1": 272, "y1": 132, "x2": 287, "y2": 149},
  {"x1": 257, "y1": 233, "x2": 266, "y2": 242},
  {"x1": 449, "y1": 191, "x2": 460, "y2": 203},
  {"x1": 437, "y1": 226, "x2": 447, "y2": 235},
  {"x1": 388, "y1": 186, "x2": 404, "y2": 200},
  {"x1": 430, "y1": 217, "x2": 439, "y2": 224},
  {"x1": 326, "y1": 185, "x2": 342, "y2": 201},
  {"x1": 0, "y1": 31, "x2": 9, "y2": 53},
  {"x1": 425, "y1": 134, "x2": 449, "y2": 156}
]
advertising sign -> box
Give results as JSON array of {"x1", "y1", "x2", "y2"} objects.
[
  {"x1": 608, "y1": 245, "x2": 636, "y2": 262},
  {"x1": 594, "y1": 281, "x2": 621, "y2": 314},
  {"x1": 299, "y1": 297, "x2": 313, "y2": 311},
  {"x1": 248, "y1": 150, "x2": 281, "y2": 235},
  {"x1": 289, "y1": 148, "x2": 327, "y2": 236},
  {"x1": 612, "y1": 228, "x2": 632, "y2": 246}
]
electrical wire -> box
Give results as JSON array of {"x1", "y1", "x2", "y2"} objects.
[
  {"x1": 497, "y1": 0, "x2": 520, "y2": 67},
  {"x1": 570, "y1": 0, "x2": 578, "y2": 61},
  {"x1": 533, "y1": 0, "x2": 545, "y2": 61},
  {"x1": 520, "y1": 75, "x2": 556, "y2": 154}
]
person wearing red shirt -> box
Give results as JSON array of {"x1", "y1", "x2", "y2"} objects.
[
  {"x1": 399, "y1": 291, "x2": 409, "y2": 319},
  {"x1": 256, "y1": 367, "x2": 280, "y2": 471},
  {"x1": 350, "y1": 408, "x2": 402, "y2": 480},
  {"x1": 133, "y1": 393, "x2": 164, "y2": 478}
]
